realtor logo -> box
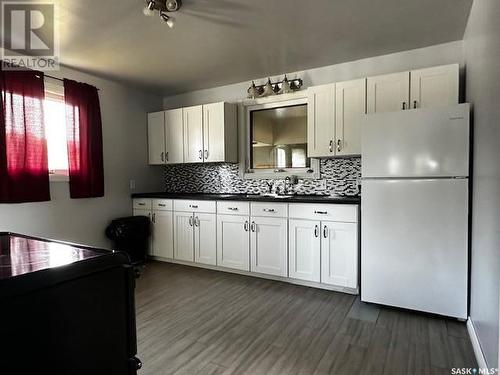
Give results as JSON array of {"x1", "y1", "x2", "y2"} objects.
[{"x1": 1, "y1": 1, "x2": 59, "y2": 70}]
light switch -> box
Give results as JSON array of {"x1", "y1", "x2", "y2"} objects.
[{"x1": 129, "y1": 179, "x2": 136, "y2": 190}]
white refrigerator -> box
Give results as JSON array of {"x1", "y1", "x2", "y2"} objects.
[{"x1": 361, "y1": 104, "x2": 470, "y2": 319}]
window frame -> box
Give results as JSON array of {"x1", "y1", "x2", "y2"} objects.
[{"x1": 44, "y1": 80, "x2": 69, "y2": 182}]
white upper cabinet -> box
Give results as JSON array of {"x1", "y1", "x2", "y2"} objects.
[
  {"x1": 321, "y1": 221, "x2": 358, "y2": 288},
  {"x1": 366, "y1": 71, "x2": 410, "y2": 114},
  {"x1": 289, "y1": 219, "x2": 321, "y2": 282},
  {"x1": 165, "y1": 108, "x2": 184, "y2": 164},
  {"x1": 410, "y1": 64, "x2": 459, "y2": 109},
  {"x1": 147, "y1": 111, "x2": 166, "y2": 165},
  {"x1": 335, "y1": 78, "x2": 366, "y2": 156},
  {"x1": 194, "y1": 213, "x2": 217, "y2": 266},
  {"x1": 202, "y1": 102, "x2": 238, "y2": 163},
  {"x1": 307, "y1": 84, "x2": 335, "y2": 157},
  {"x1": 183, "y1": 105, "x2": 204, "y2": 163},
  {"x1": 250, "y1": 216, "x2": 288, "y2": 277}
]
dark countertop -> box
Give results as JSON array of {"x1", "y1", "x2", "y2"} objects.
[{"x1": 131, "y1": 192, "x2": 361, "y2": 205}]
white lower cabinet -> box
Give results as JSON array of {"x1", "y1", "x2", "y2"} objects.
[
  {"x1": 217, "y1": 214, "x2": 250, "y2": 271},
  {"x1": 250, "y1": 216, "x2": 288, "y2": 277},
  {"x1": 288, "y1": 219, "x2": 321, "y2": 282},
  {"x1": 194, "y1": 213, "x2": 217, "y2": 266},
  {"x1": 174, "y1": 211, "x2": 195, "y2": 262},
  {"x1": 321, "y1": 221, "x2": 358, "y2": 288},
  {"x1": 151, "y1": 210, "x2": 174, "y2": 259}
]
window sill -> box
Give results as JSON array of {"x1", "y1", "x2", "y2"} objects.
[{"x1": 49, "y1": 174, "x2": 69, "y2": 182}]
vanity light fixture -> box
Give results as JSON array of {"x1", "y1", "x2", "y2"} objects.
[
  {"x1": 247, "y1": 75, "x2": 303, "y2": 98},
  {"x1": 143, "y1": 0, "x2": 181, "y2": 27}
]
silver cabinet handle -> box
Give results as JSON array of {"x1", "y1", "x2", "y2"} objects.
[
  {"x1": 323, "y1": 225, "x2": 328, "y2": 238},
  {"x1": 329, "y1": 140, "x2": 333, "y2": 153},
  {"x1": 228, "y1": 207, "x2": 238, "y2": 211},
  {"x1": 204, "y1": 150, "x2": 209, "y2": 160},
  {"x1": 251, "y1": 221, "x2": 256, "y2": 232},
  {"x1": 194, "y1": 217, "x2": 199, "y2": 227},
  {"x1": 199, "y1": 150, "x2": 203, "y2": 160},
  {"x1": 165, "y1": 151, "x2": 169, "y2": 162},
  {"x1": 158, "y1": 203, "x2": 166, "y2": 207},
  {"x1": 138, "y1": 202, "x2": 146, "y2": 206},
  {"x1": 337, "y1": 139, "x2": 342, "y2": 152},
  {"x1": 188, "y1": 216, "x2": 193, "y2": 226},
  {"x1": 413, "y1": 100, "x2": 418, "y2": 109},
  {"x1": 160, "y1": 152, "x2": 165, "y2": 162},
  {"x1": 263, "y1": 208, "x2": 275, "y2": 213},
  {"x1": 314, "y1": 225, "x2": 319, "y2": 238},
  {"x1": 244, "y1": 221, "x2": 249, "y2": 232},
  {"x1": 189, "y1": 204, "x2": 198, "y2": 209},
  {"x1": 314, "y1": 210, "x2": 328, "y2": 214},
  {"x1": 152, "y1": 213, "x2": 156, "y2": 223},
  {"x1": 402, "y1": 102, "x2": 407, "y2": 110}
]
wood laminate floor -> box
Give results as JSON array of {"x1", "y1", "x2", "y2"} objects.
[{"x1": 135, "y1": 261, "x2": 477, "y2": 375}]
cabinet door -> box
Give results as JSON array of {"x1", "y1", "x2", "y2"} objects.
[
  {"x1": 250, "y1": 217, "x2": 288, "y2": 277},
  {"x1": 289, "y1": 219, "x2": 321, "y2": 282},
  {"x1": 321, "y1": 221, "x2": 358, "y2": 288},
  {"x1": 217, "y1": 214, "x2": 250, "y2": 271},
  {"x1": 173, "y1": 211, "x2": 194, "y2": 261},
  {"x1": 410, "y1": 64, "x2": 459, "y2": 109},
  {"x1": 194, "y1": 213, "x2": 217, "y2": 266},
  {"x1": 133, "y1": 209, "x2": 152, "y2": 256},
  {"x1": 183, "y1": 105, "x2": 204, "y2": 163},
  {"x1": 152, "y1": 210, "x2": 173, "y2": 259},
  {"x1": 165, "y1": 108, "x2": 184, "y2": 164},
  {"x1": 203, "y1": 102, "x2": 225, "y2": 162},
  {"x1": 335, "y1": 78, "x2": 366, "y2": 156},
  {"x1": 367, "y1": 72, "x2": 410, "y2": 114},
  {"x1": 147, "y1": 111, "x2": 165, "y2": 165},
  {"x1": 307, "y1": 84, "x2": 335, "y2": 157}
]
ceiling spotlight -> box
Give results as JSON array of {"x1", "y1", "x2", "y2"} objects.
[
  {"x1": 143, "y1": 0, "x2": 156, "y2": 16},
  {"x1": 159, "y1": 11, "x2": 175, "y2": 28},
  {"x1": 165, "y1": 0, "x2": 181, "y2": 12}
]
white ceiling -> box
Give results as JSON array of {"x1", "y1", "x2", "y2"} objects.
[{"x1": 55, "y1": 0, "x2": 473, "y2": 96}]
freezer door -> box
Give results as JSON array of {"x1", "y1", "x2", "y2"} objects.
[
  {"x1": 361, "y1": 178, "x2": 468, "y2": 319},
  {"x1": 361, "y1": 104, "x2": 470, "y2": 178}
]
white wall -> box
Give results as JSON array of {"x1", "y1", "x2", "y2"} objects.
[
  {"x1": 0, "y1": 66, "x2": 164, "y2": 249},
  {"x1": 464, "y1": 0, "x2": 500, "y2": 368},
  {"x1": 163, "y1": 41, "x2": 464, "y2": 109}
]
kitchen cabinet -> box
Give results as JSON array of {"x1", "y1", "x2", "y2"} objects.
[
  {"x1": 307, "y1": 84, "x2": 336, "y2": 157},
  {"x1": 202, "y1": 102, "x2": 238, "y2": 163},
  {"x1": 183, "y1": 105, "x2": 204, "y2": 163},
  {"x1": 410, "y1": 64, "x2": 459, "y2": 109},
  {"x1": 151, "y1": 210, "x2": 174, "y2": 259},
  {"x1": 133, "y1": 208, "x2": 152, "y2": 256},
  {"x1": 217, "y1": 214, "x2": 250, "y2": 271},
  {"x1": 335, "y1": 78, "x2": 366, "y2": 156},
  {"x1": 194, "y1": 213, "x2": 217, "y2": 266},
  {"x1": 366, "y1": 71, "x2": 410, "y2": 114},
  {"x1": 173, "y1": 211, "x2": 195, "y2": 261},
  {"x1": 321, "y1": 221, "x2": 358, "y2": 288},
  {"x1": 288, "y1": 219, "x2": 321, "y2": 282},
  {"x1": 165, "y1": 108, "x2": 184, "y2": 164},
  {"x1": 147, "y1": 111, "x2": 165, "y2": 165}
]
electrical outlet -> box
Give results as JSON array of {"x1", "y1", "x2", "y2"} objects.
[
  {"x1": 129, "y1": 179, "x2": 136, "y2": 190},
  {"x1": 317, "y1": 179, "x2": 327, "y2": 191}
]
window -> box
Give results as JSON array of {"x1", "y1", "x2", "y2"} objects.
[{"x1": 44, "y1": 91, "x2": 68, "y2": 179}]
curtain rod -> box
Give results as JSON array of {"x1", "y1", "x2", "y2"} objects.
[{"x1": 44, "y1": 74, "x2": 101, "y2": 91}]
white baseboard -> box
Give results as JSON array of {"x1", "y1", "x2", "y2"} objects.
[{"x1": 467, "y1": 318, "x2": 488, "y2": 369}]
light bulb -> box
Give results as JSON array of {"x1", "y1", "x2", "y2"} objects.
[
  {"x1": 166, "y1": 16, "x2": 175, "y2": 28},
  {"x1": 143, "y1": 6, "x2": 154, "y2": 16}
]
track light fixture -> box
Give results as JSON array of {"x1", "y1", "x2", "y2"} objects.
[{"x1": 143, "y1": 0, "x2": 181, "y2": 27}]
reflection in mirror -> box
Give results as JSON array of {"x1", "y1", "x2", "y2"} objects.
[{"x1": 250, "y1": 104, "x2": 309, "y2": 169}]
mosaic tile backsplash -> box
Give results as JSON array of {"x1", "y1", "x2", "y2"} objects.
[{"x1": 164, "y1": 157, "x2": 361, "y2": 196}]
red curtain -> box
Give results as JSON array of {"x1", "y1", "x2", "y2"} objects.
[
  {"x1": 0, "y1": 70, "x2": 50, "y2": 203},
  {"x1": 64, "y1": 79, "x2": 104, "y2": 199}
]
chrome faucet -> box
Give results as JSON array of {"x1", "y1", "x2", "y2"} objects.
[{"x1": 265, "y1": 181, "x2": 274, "y2": 194}]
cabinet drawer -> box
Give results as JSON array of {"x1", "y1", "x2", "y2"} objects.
[
  {"x1": 217, "y1": 201, "x2": 250, "y2": 216},
  {"x1": 174, "y1": 199, "x2": 216, "y2": 213},
  {"x1": 288, "y1": 204, "x2": 358, "y2": 223},
  {"x1": 133, "y1": 198, "x2": 151, "y2": 210},
  {"x1": 152, "y1": 199, "x2": 173, "y2": 211},
  {"x1": 251, "y1": 202, "x2": 288, "y2": 218}
]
